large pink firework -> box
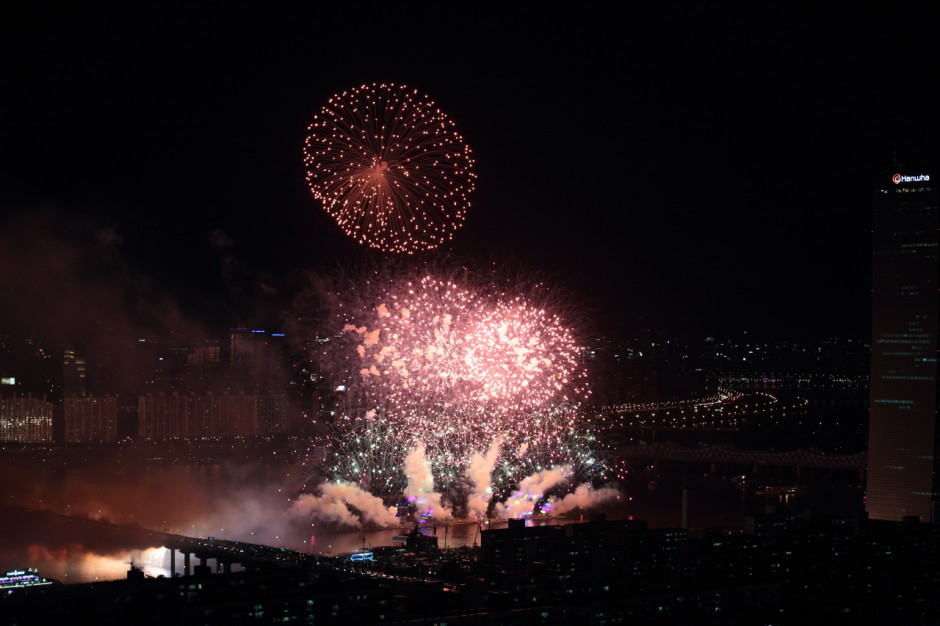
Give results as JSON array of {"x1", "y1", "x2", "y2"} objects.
[
  {"x1": 302, "y1": 267, "x2": 602, "y2": 508},
  {"x1": 327, "y1": 273, "x2": 588, "y2": 455},
  {"x1": 461, "y1": 297, "x2": 581, "y2": 410},
  {"x1": 303, "y1": 83, "x2": 476, "y2": 254}
]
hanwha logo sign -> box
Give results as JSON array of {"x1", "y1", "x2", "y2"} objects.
[{"x1": 892, "y1": 173, "x2": 931, "y2": 184}]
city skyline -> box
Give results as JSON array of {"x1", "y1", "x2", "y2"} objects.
[{"x1": 3, "y1": 9, "x2": 939, "y2": 619}]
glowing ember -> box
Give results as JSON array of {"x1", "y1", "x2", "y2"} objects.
[{"x1": 303, "y1": 83, "x2": 476, "y2": 254}]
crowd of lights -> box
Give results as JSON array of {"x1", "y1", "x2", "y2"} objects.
[
  {"x1": 718, "y1": 374, "x2": 867, "y2": 389},
  {"x1": 601, "y1": 390, "x2": 737, "y2": 416},
  {"x1": 303, "y1": 83, "x2": 476, "y2": 254},
  {"x1": 593, "y1": 391, "x2": 810, "y2": 434}
]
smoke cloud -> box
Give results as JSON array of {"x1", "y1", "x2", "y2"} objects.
[
  {"x1": 494, "y1": 465, "x2": 571, "y2": 519},
  {"x1": 465, "y1": 439, "x2": 501, "y2": 519},
  {"x1": 403, "y1": 443, "x2": 452, "y2": 520},
  {"x1": 0, "y1": 208, "x2": 215, "y2": 392},
  {"x1": 290, "y1": 482, "x2": 399, "y2": 529},
  {"x1": 549, "y1": 483, "x2": 622, "y2": 516}
]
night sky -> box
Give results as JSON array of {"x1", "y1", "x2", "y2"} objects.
[{"x1": 1, "y1": 5, "x2": 938, "y2": 348}]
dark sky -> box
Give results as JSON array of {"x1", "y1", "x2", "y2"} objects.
[{"x1": 1, "y1": 4, "x2": 938, "y2": 345}]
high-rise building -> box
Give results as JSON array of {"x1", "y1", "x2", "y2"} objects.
[
  {"x1": 228, "y1": 328, "x2": 289, "y2": 391},
  {"x1": 186, "y1": 339, "x2": 221, "y2": 389},
  {"x1": 138, "y1": 391, "x2": 293, "y2": 440},
  {"x1": 63, "y1": 349, "x2": 86, "y2": 398},
  {"x1": 0, "y1": 393, "x2": 53, "y2": 442},
  {"x1": 866, "y1": 168, "x2": 938, "y2": 523},
  {"x1": 64, "y1": 395, "x2": 118, "y2": 442}
]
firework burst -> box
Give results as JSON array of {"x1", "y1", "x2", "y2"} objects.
[
  {"x1": 312, "y1": 409, "x2": 408, "y2": 499},
  {"x1": 303, "y1": 83, "x2": 476, "y2": 254},
  {"x1": 298, "y1": 263, "x2": 607, "y2": 518},
  {"x1": 337, "y1": 274, "x2": 587, "y2": 424}
]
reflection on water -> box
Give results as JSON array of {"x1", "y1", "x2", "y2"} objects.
[
  {"x1": 18, "y1": 547, "x2": 170, "y2": 584},
  {"x1": 13, "y1": 519, "x2": 559, "y2": 583},
  {"x1": 12, "y1": 472, "x2": 864, "y2": 585},
  {"x1": 308, "y1": 519, "x2": 536, "y2": 557},
  {"x1": 2, "y1": 440, "x2": 865, "y2": 586}
]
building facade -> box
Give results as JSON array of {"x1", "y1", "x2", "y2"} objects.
[
  {"x1": 138, "y1": 391, "x2": 293, "y2": 440},
  {"x1": 867, "y1": 169, "x2": 939, "y2": 522},
  {"x1": 64, "y1": 395, "x2": 118, "y2": 443},
  {"x1": 63, "y1": 349, "x2": 87, "y2": 398},
  {"x1": 0, "y1": 393, "x2": 53, "y2": 442}
]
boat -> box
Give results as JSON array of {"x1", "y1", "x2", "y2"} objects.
[{"x1": 0, "y1": 568, "x2": 60, "y2": 591}]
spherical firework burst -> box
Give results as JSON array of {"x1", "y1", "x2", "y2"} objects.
[
  {"x1": 303, "y1": 83, "x2": 476, "y2": 254},
  {"x1": 347, "y1": 275, "x2": 475, "y2": 416},
  {"x1": 337, "y1": 274, "x2": 587, "y2": 439},
  {"x1": 461, "y1": 297, "x2": 582, "y2": 410}
]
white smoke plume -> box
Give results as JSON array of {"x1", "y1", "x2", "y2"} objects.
[
  {"x1": 404, "y1": 442, "x2": 452, "y2": 520},
  {"x1": 465, "y1": 439, "x2": 501, "y2": 519},
  {"x1": 291, "y1": 482, "x2": 399, "y2": 528},
  {"x1": 494, "y1": 465, "x2": 571, "y2": 519},
  {"x1": 546, "y1": 483, "x2": 622, "y2": 516}
]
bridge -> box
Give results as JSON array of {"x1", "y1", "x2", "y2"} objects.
[
  {"x1": 615, "y1": 442, "x2": 867, "y2": 472},
  {"x1": 161, "y1": 534, "x2": 323, "y2": 576},
  {"x1": 158, "y1": 534, "x2": 431, "y2": 584}
]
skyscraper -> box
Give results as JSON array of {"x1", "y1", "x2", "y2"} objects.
[
  {"x1": 63, "y1": 349, "x2": 86, "y2": 398},
  {"x1": 866, "y1": 169, "x2": 938, "y2": 523},
  {"x1": 0, "y1": 393, "x2": 53, "y2": 442}
]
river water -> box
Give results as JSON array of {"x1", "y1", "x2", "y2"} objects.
[
  {"x1": 2, "y1": 468, "x2": 863, "y2": 584},
  {"x1": 2, "y1": 386, "x2": 867, "y2": 584}
]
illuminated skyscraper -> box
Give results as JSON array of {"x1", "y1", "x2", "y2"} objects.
[
  {"x1": 63, "y1": 349, "x2": 86, "y2": 398},
  {"x1": 0, "y1": 393, "x2": 53, "y2": 442},
  {"x1": 866, "y1": 169, "x2": 938, "y2": 523}
]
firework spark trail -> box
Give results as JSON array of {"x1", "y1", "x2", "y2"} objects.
[
  {"x1": 490, "y1": 405, "x2": 606, "y2": 493},
  {"x1": 304, "y1": 83, "x2": 476, "y2": 254},
  {"x1": 312, "y1": 410, "x2": 407, "y2": 498}
]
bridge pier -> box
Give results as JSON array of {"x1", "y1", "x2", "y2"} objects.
[
  {"x1": 193, "y1": 555, "x2": 211, "y2": 577},
  {"x1": 164, "y1": 536, "x2": 283, "y2": 579}
]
